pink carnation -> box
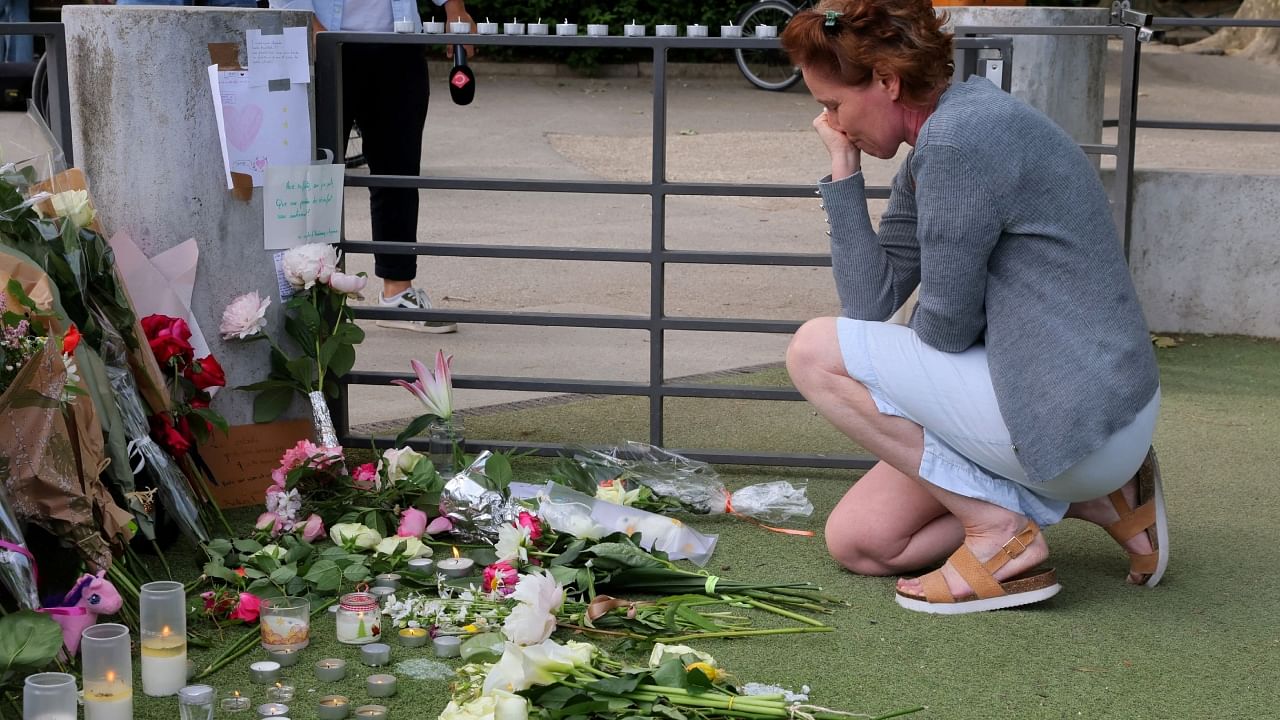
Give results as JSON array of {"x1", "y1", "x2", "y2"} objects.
[
  {"x1": 279, "y1": 439, "x2": 321, "y2": 472},
  {"x1": 517, "y1": 511, "x2": 543, "y2": 541},
  {"x1": 351, "y1": 463, "x2": 379, "y2": 490},
  {"x1": 397, "y1": 507, "x2": 428, "y2": 538}
]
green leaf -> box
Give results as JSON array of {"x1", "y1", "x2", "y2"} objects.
[
  {"x1": 332, "y1": 321, "x2": 365, "y2": 344},
  {"x1": 586, "y1": 542, "x2": 664, "y2": 569},
  {"x1": 549, "y1": 538, "x2": 588, "y2": 567},
  {"x1": 286, "y1": 578, "x2": 307, "y2": 595},
  {"x1": 343, "y1": 564, "x2": 371, "y2": 583},
  {"x1": 651, "y1": 658, "x2": 690, "y2": 690},
  {"x1": 483, "y1": 453, "x2": 513, "y2": 489},
  {"x1": 586, "y1": 675, "x2": 643, "y2": 695},
  {"x1": 0, "y1": 611, "x2": 64, "y2": 670},
  {"x1": 327, "y1": 343, "x2": 356, "y2": 378},
  {"x1": 233, "y1": 539, "x2": 263, "y2": 554},
  {"x1": 285, "y1": 356, "x2": 316, "y2": 388},
  {"x1": 394, "y1": 413, "x2": 437, "y2": 447},
  {"x1": 191, "y1": 407, "x2": 230, "y2": 435},
  {"x1": 548, "y1": 565, "x2": 579, "y2": 588},
  {"x1": 304, "y1": 559, "x2": 342, "y2": 592},
  {"x1": 202, "y1": 561, "x2": 239, "y2": 584},
  {"x1": 243, "y1": 568, "x2": 266, "y2": 580},
  {"x1": 203, "y1": 538, "x2": 233, "y2": 557},
  {"x1": 285, "y1": 541, "x2": 313, "y2": 564},
  {"x1": 253, "y1": 387, "x2": 295, "y2": 423},
  {"x1": 269, "y1": 566, "x2": 298, "y2": 584}
]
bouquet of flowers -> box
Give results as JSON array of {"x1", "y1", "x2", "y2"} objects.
[
  {"x1": 221, "y1": 243, "x2": 366, "y2": 445},
  {"x1": 140, "y1": 313, "x2": 228, "y2": 457}
]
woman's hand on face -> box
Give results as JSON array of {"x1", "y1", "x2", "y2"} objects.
[{"x1": 813, "y1": 110, "x2": 860, "y2": 180}]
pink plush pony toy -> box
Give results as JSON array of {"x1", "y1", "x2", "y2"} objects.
[{"x1": 41, "y1": 571, "x2": 124, "y2": 656}]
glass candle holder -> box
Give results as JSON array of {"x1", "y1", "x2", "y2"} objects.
[
  {"x1": 261, "y1": 596, "x2": 310, "y2": 652},
  {"x1": 336, "y1": 591, "x2": 381, "y2": 645},
  {"x1": 140, "y1": 580, "x2": 187, "y2": 697},
  {"x1": 221, "y1": 690, "x2": 252, "y2": 713},
  {"x1": 23, "y1": 672, "x2": 77, "y2": 720},
  {"x1": 81, "y1": 624, "x2": 133, "y2": 720},
  {"x1": 178, "y1": 684, "x2": 216, "y2": 720}
]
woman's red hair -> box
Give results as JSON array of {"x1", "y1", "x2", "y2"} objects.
[{"x1": 781, "y1": 0, "x2": 954, "y2": 108}]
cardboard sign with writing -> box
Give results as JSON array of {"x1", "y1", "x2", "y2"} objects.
[{"x1": 200, "y1": 420, "x2": 314, "y2": 508}]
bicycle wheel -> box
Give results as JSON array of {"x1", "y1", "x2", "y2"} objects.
[
  {"x1": 734, "y1": 0, "x2": 801, "y2": 91},
  {"x1": 345, "y1": 123, "x2": 366, "y2": 169}
]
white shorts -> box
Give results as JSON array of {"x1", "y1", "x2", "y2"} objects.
[{"x1": 836, "y1": 317, "x2": 1160, "y2": 526}]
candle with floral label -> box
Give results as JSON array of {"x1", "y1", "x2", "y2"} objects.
[{"x1": 335, "y1": 591, "x2": 381, "y2": 645}]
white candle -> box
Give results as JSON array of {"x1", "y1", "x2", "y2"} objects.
[
  {"x1": 436, "y1": 556, "x2": 474, "y2": 578},
  {"x1": 141, "y1": 633, "x2": 187, "y2": 697},
  {"x1": 393, "y1": 18, "x2": 415, "y2": 33},
  {"x1": 687, "y1": 24, "x2": 708, "y2": 38},
  {"x1": 450, "y1": 18, "x2": 471, "y2": 33},
  {"x1": 477, "y1": 18, "x2": 498, "y2": 34},
  {"x1": 335, "y1": 609, "x2": 380, "y2": 644},
  {"x1": 721, "y1": 24, "x2": 742, "y2": 38},
  {"x1": 755, "y1": 24, "x2": 777, "y2": 38},
  {"x1": 624, "y1": 21, "x2": 645, "y2": 37},
  {"x1": 83, "y1": 678, "x2": 132, "y2": 720},
  {"x1": 556, "y1": 20, "x2": 577, "y2": 36},
  {"x1": 655, "y1": 24, "x2": 677, "y2": 37},
  {"x1": 504, "y1": 20, "x2": 525, "y2": 35},
  {"x1": 528, "y1": 20, "x2": 549, "y2": 35},
  {"x1": 587, "y1": 24, "x2": 608, "y2": 36},
  {"x1": 424, "y1": 18, "x2": 445, "y2": 34}
]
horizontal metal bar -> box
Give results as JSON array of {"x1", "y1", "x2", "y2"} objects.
[
  {"x1": 1079, "y1": 143, "x2": 1119, "y2": 156},
  {"x1": 1152, "y1": 18, "x2": 1280, "y2": 28},
  {"x1": 320, "y1": 31, "x2": 798, "y2": 49},
  {"x1": 350, "y1": 306, "x2": 651, "y2": 329},
  {"x1": 340, "y1": 241, "x2": 652, "y2": 262},
  {"x1": 660, "y1": 383, "x2": 801, "y2": 401},
  {"x1": 344, "y1": 175, "x2": 878, "y2": 199},
  {"x1": 345, "y1": 371, "x2": 650, "y2": 395},
  {"x1": 1101, "y1": 118, "x2": 1280, "y2": 133},
  {"x1": 664, "y1": 316, "x2": 803, "y2": 333},
  {"x1": 663, "y1": 250, "x2": 832, "y2": 267},
  {"x1": 954, "y1": 25, "x2": 1122, "y2": 37}
]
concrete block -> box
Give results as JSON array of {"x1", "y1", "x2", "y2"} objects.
[
  {"x1": 942, "y1": 7, "x2": 1107, "y2": 146},
  {"x1": 61, "y1": 6, "x2": 314, "y2": 425},
  {"x1": 1128, "y1": 169, "x2": 1280, "y2": 338}
]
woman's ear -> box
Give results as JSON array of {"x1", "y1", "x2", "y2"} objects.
[{"x1": 875, "y1": 68, "x2": 903, "y2": 101}]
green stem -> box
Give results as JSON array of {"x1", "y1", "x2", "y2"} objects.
[
  {"x1": 868, "y1": 708, "x2": 926, "y2": 720},
  {"x1": 122, "y1": 543, "x2": 155, "y2": 584},
  {"x1": 623, "y1": 691, "x2": 788, "y2": 717},
  {"x1": 742, "y1": 598, "x2": 827, "y2": 627},
  {"x1": 150, "y1": 539, "x2": 175, "y2": 580},
  {"x1": 187, "y1": 459, "x2": 235, "y2": 537},
  {"x1": 656, "y1": 625, "x2": 832, "y2": 643}
]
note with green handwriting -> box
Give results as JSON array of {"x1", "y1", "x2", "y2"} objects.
[{"x1": 263, "y1": 162, "x2": 344, "y2": 249}]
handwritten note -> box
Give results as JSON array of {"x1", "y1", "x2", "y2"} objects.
[
  {"x1": 208, "y1": 66, "x2": 312, "y2": 188},
  {"x1": 247, "y1": 27, "x2": 311, "y2": 85},
  {"x1": 200, "y1": 420, "x2": 315, "y2": 507},
  {"x1": 263, "y1": 162, "x2": 344, "y2": 249}
]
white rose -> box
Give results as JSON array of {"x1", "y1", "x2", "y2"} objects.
[
  {"x1": 594, "y1": 479, "x2": 641, "y2": 506},
  {"x1": 329, "y1": 522, "x2": 381, "y2": 550},
  {"x1": 374, "y1": 535, "x2": 428, "y2": 559},
  {"x1": 490, "y1": 689, "x2": 529, "y2": 720},
  {"x1": 46, "y1": 189, "x2": 95, "y2": 229},
  {"x1": 439, "y1": 696, "x2": 495, "y2": 720},
  {"x1": 380, "y1": 447, "x2": 425, "y2": 485},
  {"x1": 281, "y1": 243, "x2": 338, "y2": 290}
]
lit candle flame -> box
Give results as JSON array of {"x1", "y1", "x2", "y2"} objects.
[
  {"x1": 161, "y1": 625, "x2": 171, "y2": 637},
  {"x1": 233, "y1": 690, "x2": 241, "y2": 698},
  {"x1": 451, "y1": 546, "x2": 460, "y2": 560},
  {"x1": 275, "y1": 681, "x2": 283, "y2": 689},
  {"x1": 105, "y1": 670, "x2": 116, "y2": 683}
]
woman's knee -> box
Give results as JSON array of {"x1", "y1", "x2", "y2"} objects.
[
  {"x1": 786, "y1": 317, "x2": 841, "y2": 385},
  {"x1": 824, "y1": 515, "x2": 900, "y2": 576}
]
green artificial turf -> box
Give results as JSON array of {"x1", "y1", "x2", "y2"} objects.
[{"x1": 130, "y1": 335, "x2": 1280, "y2": 720}]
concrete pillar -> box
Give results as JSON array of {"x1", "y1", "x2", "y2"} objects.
[
  {"x1": 61, "y1": 6, "x2": 313, "y2": 425},
  {"x1": 943, "y1": 7, "x2": 1108, "y2": 145}
]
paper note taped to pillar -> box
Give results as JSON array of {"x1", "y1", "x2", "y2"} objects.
[
  {"x1": 263, "y1": 162, "x2": 344, "y2": 249},
  {"x1": 208, "y1": 65, "x2": 312, "y2": 188}
]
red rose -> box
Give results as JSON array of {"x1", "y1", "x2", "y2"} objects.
[
  {"x1": 149, "y1": 414, "x2": 192, "y2": 457},
  {"x1": 185, "y1": 355, "x2": 226, "y2": 391},
  {"x1": 62, "y1": 324, "x2": 81, "y2": 355},
  {"x1": 141, "y1": 314, "x2": 194, "y2": 364},
  {"x1": 189, "y1": 396, "x2": 210, "y2": 410}
]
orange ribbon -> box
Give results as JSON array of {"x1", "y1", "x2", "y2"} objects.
[{"x1": 724, "y1": 493, "x2": 815, "y2": 537}]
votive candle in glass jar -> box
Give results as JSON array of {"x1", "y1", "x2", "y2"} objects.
[
  {"x1": 81, "y1": 624, "x2": 133, "y2": 720},
  {"x1": 336, "y1": 591, "x2": 381, "y2": 645},
  {"x1": 178, "y1": 684, "x2": 216, "y2": 720},
  {"x1": 261, "y1": 596, "x2": 310, "y2": 652},
  {"x1": 140, "y1": 580, "x2": 187, "y2": 697},
  {"x1": 23, "y1": 672, "x2": 78, "y2": 720}
]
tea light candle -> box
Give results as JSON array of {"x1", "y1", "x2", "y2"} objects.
[
  {"x1": 355, "y1": 705, "x2": 388, "y2": 720},
  {"x1": 372, "y1": 573, "x2": 401, "y2": 591},
  {"x1": 221, "y1": 690, "x2": 252, "y2": 713},
  {"x1": 655, "y1": 24, "x2": 677, "y2": 37},
  {"x1": 267, "y1": 648, "x2": 299, "y2": 667},
  {"x1": 370, "y1": 587, "x2": 396, "y2": 607},
  {"x1": 504, "y1": 20, "x2": 525, "y2": 35},
  {"x1": 318, "y1": 695, "x2": 351, "y2": 720},
  {"x1": 432, "y1": 635, "x2": 461, "y2": 658},
  {"x1": 315, "y1": 659, "x2": 347, "y2": 682},
  {"x1": 249, "y1": 661, "x2": 281, "y2": 684},
  {"x1": 587, "y1": 24, "x2": 608, "y2": 36},
  {"x1": 437, "y1": 548, "x2": 474, "y2": 578},
  {"x1": 406, "y1": 558, "x2": 434, "y2": 575},
  {"x1": 257, "y1": 702, "x2": 290, "y2": 717},
  {"x1": 366, "y1": 674, "x2": 398, "y2": 698},
  {"x1": 393, "y1": 18, "x2": 415, "y2": 33},
  {"x1": 398, "y1": 627, "x2": 429, "y2": 648},
  {"x1": 721, "y1": 24, "x2": 742, "y2": 38},
  {"x1": 556, "y1": 20, "x2": 577, "y2": 36},
  {"x1": 624, "y1": 20, "x2": 645, "y2": 37},
  {"x1": 528, "y1": 19, "x2": 549, "y2": 35},
  {"x1": 267, "y1": 682, "x2": 296, "y2": 703},
  {"x1": 450, "y1": 18, "x2": 470, "y2": 33},
  {"x1": 754, "y1": 24, "x2": 777, "y2": 38},
  {"x1": 424, "y1": 18, "x2": 445, "y2": 34},
  {"x1": 687, "y1": 24, "x2": 708, "y2": 38},
  {"x1": 360, "y1": 643, "x2": 391, "y2": 667},
  {"x1": 477, "y1": 18, "x2": 498, "y2": 34}
]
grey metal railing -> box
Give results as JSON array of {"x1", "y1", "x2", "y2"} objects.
[
  {"x1": 316, "y1": 29, "x2": 1131, "y2": 468},
  {"x1": 0, "y1": 22, "x2": 73, "y2": 165}
]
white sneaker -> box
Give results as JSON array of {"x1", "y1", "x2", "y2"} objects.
[{"x1": 376, "y1": 288, "x2": 458, "y2": 334}]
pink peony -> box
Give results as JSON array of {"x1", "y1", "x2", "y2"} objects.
[
  {"x1": 398, "y1": 507, "x2": 429, "y2": 538},
  {"x1": 228, "y1": 593, "x2": 261, "y2": 623},
  {"x1": 482, "y1": 561, "x2": 519, "y2": 596},
  {"x1": 351, "y1": 462, "x2": 379, "y2": 491},
  {"x1": 281, "y1": 243, "x2": 338, "y2": 290},
  {"x1": 301, "y1": 513, "x2": 325, "y2": 543},
  {"x1": 425, "y1": 515, "x2": 453, "y2": 536},
  {"x1": 220, "y1": 291, "x2": 272, "y2": 340},
  {"x1": 517, "y1": 511, "x2": 543, "y2": 541},
  {"x1": 328, "y1": 271, "x2": 368, "y2": 296}
]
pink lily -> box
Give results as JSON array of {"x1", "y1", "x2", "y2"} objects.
[{"x1": 392, "y1": 351, "x2": 453, "y2": 420}]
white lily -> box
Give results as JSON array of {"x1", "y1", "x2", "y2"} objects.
[
  {"x1": 439, "y1": 696, "x2": 495, "y2": 720},
  {"x1": 393, "y1": 351, "x2": 453, "y2": 420},
  {"x1": 482, "y1": 643, "x2": 555, "y2": 694}
]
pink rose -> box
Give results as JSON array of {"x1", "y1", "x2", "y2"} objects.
[
  {"x1": 517, "y1": 511, "x2": 543, "y2": 541},
  {"x1": 301, "y1": 514, "x2": 325, "y2": 543},
  {"x1": 397, "y1": 507, "x2": 428, "y2": 538},
  {"x1": 482, "y1": 561, "x2": 519, "y2": 595},
  {"x1": 228, "y1": 593, "x2": 261, "y2": 623},
  {"x1": 256, "y1": 512, "x2": 281, "y2": 532},
  {"x1": 351, "y1": 462, "x2": 379, "y2": 490},
  {"x1": 425, "y1": 516, "x2": 453, "y2": 536}
]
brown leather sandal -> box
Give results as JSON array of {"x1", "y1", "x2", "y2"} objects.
[
  {"x1": 1105, "y1": 447, "x2": 1168, "y2": 587},
  {"x1": 895, "y1": 521, "x2": 1061, "y2": 615}
]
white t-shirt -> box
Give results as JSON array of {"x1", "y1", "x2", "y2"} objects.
[{"x1": 340, "y1": 0, "x2": 394, "y2": 31}]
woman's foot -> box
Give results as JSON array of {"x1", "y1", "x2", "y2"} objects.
[
  {"x1": 1066, "y1": 473, "x2": 1156, "y2": 585},
  {"x1": 895, "y1": 516, "x2": 1050, "y2": 599}
]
